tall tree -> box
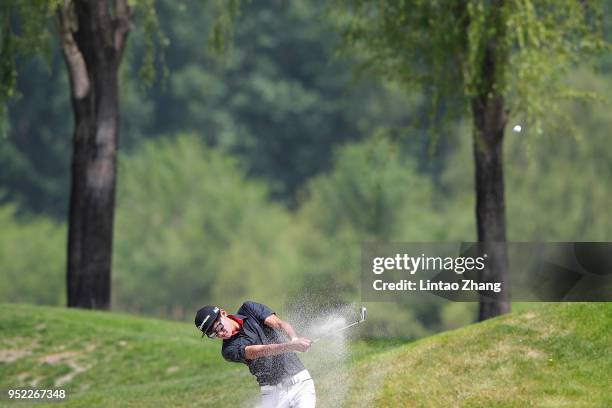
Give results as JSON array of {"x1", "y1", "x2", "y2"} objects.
[
  {"x1": 1, "y1": 0, "x2": 157, "y2": 309},
  {"x1": 58, "y1": 0, "x2": 132, "y2": 308},
  {"x1": 469, "y1": 1, "x2": 509, "y2": 319},
  {"x1": 1, "y1": 0, "x2": 239, "y2": 309},
  {"x1": 333, "y1": 0, "x2": 606, "y2": 319}
]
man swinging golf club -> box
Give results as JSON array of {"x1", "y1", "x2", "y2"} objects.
[{"x1": 195, "y1": 301, "x2": 316, "y2": 407}]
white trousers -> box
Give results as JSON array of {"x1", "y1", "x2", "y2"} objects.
[{"x1": 259, "y1": 370, "x2": 316, "y2": 408}]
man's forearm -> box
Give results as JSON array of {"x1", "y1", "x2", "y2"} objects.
[
  {"x1": 245, "y1": 343, "x2": 295, "y2": 360},
  {"x1": 280, "y1": 322, "x2": 298, "y2": 340}
]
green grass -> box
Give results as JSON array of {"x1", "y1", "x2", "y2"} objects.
[
  {"x1": 345, "y1": 303, "x2": 612, "y2": 407},
  {"x1": 0, "y1": 303, "x2": 255, "y2": 407},
  {"x1": 1, "y1": 303, "x2": 610, "y2": 407}
]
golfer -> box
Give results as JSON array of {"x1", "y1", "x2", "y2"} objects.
[{"x1": 195, "y1": 301, "x2": 316, "y2": 407}]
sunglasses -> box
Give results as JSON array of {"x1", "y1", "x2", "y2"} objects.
[{"x1": 205, "y1": 317, "x2": 225, "y2": 338}]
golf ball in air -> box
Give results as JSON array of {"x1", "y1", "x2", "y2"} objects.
[{"x1": 513, "y1": 125, "x2": 522, "y2": 133}]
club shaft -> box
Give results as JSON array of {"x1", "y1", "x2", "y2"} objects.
[{"x1": 312, "y1": 319, "x2": 363, "y2": 342}]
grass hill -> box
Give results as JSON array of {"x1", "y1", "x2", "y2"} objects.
[
  {"x1": 1, "y1": 303, "x2": 610, "y2": 407},
  {"x1": 344, "y1": 303, "x2": 611, "y2": 407},
  {"x1": 0, "y1": 303, "x2": 257, "y2": 407}
]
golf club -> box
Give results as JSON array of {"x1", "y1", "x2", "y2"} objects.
[{"x1": 312, "y1": 306, "x2": 367, "y2": 343}]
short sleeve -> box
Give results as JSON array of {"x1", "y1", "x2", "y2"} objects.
[
  {"x1": 222, "y1": 341, "x2": 248, "y2": 364},
  {"x1": 241, "y1": 301, "x2": 274, "y2": 325}
]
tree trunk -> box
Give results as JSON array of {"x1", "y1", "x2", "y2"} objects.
[
  {"x1": 472, "y1": 109, "x2": 510, "y2": 320},
  {"x1": 60, "y1": 0, "x2": 131, "y2": 309},
  {"x1": 472, "y1": 1, "x2": 510, "y2": 321}
]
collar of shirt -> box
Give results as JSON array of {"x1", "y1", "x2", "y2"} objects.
[{"x1": 227, "y1": 314, "x2": 244, "y2": 330}]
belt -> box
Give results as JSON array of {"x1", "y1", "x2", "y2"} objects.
[{"x1": 260, "y1": 370, "x2": 311, "y2": 390}]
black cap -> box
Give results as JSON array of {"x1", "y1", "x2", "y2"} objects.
[{"x1": 194, "y1": 305, "x2": 220, "y2": 337}]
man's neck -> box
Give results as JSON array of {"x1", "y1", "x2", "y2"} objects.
[{"x1": 227, "y1": 315, "x2": 243, "y2": 337}]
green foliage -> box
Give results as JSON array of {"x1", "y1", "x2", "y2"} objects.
[
  {"x1": 0, "y1": 0, "x2": 167, "y2": 100},
  {"x1": 0, "y1": 204, "x2": 65, "y2": 305},
  {"x1": 132, "y1": 0, "x2": 248, "y2": 86},
  {"x1": 0, "y1": 0, "x2": 165, "y2": 215},
  {"x1": 503, "y1": 0, "x2": 608, "y2": 134},
  {"x1": 113, "y1": 135, "x2": 301, "y2": 316},
  {"x1": 294, "y1": 137, "x2": 421, "y2": 304},
  {"x1": 133, "y1": 0, "x2": 170, "y2": 86},
  {"x1": 0, "y1": 0, "x2": 58, "y2": 99},
  {"x1": 3, "y1": 0, "x2": 422, "y2": 215},
  {"x1": 0, "y1": 0, "x2": 59, "y2": 134},
  {"x1": 292, "y1": 136, "x2": 475, "y2": 336},
  {"x1": 441, "y1": 68, "x2": 612, "y2": 241},
  {"x1": 1, "y1": 63, "x2": 610, "y2": 331},
  {"x1": 292, "y1": 79, "x2": 612, "y2": 333},
  {"x1": 300, "y1": 135, "x2": 437, "y2": 241},
  {"x1": 332, "y1": 0, "x2": 608, "y2": 131},
  {"x1": 143, "y1": 0, "x2": 415, "y2": 203},
  {"x1": 208, "y1": 0, "x2": 243, "y2": 55},
  {"x1": 1, "y1": 55, "x2": 72, "y2": 217},
  {"x1": 0, "y1": 0, "x2": 610, "y2": 342},
  {"x1": 298, "y1": 133, "x2": 476, "y2": 245},
  {"x1": 505, "y1": 69, "x2": 612, "y2": 240}
]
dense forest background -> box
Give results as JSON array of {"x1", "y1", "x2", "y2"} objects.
[{"x1": 1, "y1": 0, "x2": 610, "y2": 338}]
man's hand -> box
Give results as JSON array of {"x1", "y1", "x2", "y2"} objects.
[{"x1": 289, "y1": 337, "x2": 312, "y2": 352}]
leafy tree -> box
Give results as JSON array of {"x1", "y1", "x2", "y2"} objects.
[
  {"x1": 441, "y1": 68, "x2": 612, "y2": 242},
  {"x1": 133, "y1": 0, "x2": 431, "y2": 205},
  {"x1": 1, "y1": 0, "x2": 140, "y2": 308},
  {"x1": 332, "y1": 0, "x2": 607, "y2": 319},
  {"x1": 1, "y1": 0, "x2": 240, "y2": 309},
  {"x1": 0, "y1": 40, "x2": 155, "y2": 218},
  {"x1": 113, "y1": 135, "x2": 301, "y2": 317},
  {"x1": 505, "y1": 69, "x2": 612, "y2": 241},
  {"x1": 300, "y1": 136, "x2": 436, "y2": 241},
  {"x1": 294, "y1": 135, "x2": 475, "y2": 335},
  {"x1": 2, "y1": 0, "x2": 425, "y2": 217}
]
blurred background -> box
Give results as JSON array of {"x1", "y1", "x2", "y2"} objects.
[{"x1": 1, "y1": 0, "x2": 610, "y2": 340}]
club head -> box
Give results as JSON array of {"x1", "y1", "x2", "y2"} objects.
[{"x1": 360, "y1": 306, "x2": 367, "y2": 322}]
